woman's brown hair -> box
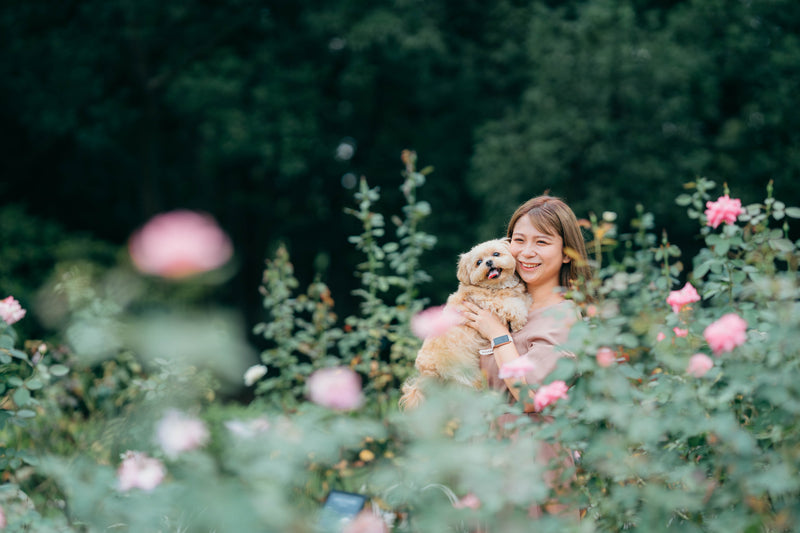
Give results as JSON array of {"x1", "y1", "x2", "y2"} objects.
[{"x1": 506, "y1": 195, "x2": 592, "y2": 289}]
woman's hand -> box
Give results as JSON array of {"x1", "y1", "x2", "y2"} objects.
[{"x1": 459, "y1": 301, "x2": 509, "y2": 340}]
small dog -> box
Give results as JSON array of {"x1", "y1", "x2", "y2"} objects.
[{"x1": 399, "y1": 239, "x2": 531, "y2": 409}]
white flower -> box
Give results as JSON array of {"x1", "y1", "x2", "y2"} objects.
[{"x1": 244, "y1": 364, "x2": 268, "y2": 386}]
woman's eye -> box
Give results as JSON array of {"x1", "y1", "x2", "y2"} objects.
[
  {"x1": 476, "y1": 259, "x2": 483, "y2": 266},
  {"x1": 492, "y1": 252, "x2": 500, "y2": 257}
]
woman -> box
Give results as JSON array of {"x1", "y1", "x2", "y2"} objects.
[{"x1": 460, "y1": 195, "x2": 591, "y2": 517}]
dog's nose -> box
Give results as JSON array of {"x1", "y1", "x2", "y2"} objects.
[{"x1": 485, "y1": 259, "x2": 494, "y2": 268}]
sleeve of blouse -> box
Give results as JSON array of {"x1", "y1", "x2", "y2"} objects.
[{"x1": 519, "y1": 304, "x2": 578, "y2": 384}]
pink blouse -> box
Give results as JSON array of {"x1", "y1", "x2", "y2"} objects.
[{"x1": 480, "y1": 300, "x2": 579, "y2": 392}]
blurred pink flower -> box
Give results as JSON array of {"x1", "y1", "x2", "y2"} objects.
[
  {"x1": 117, "y1": 451, "x2": 166, "y2": 492},
  {"x1": 410, "y1": 305, "x2": 462, "y2": 339},
  {"x1": 307, "y1": 367, "x2": 364, "y2": 410},
  {"x1": 666, "y1": 283, "x2": 700, "y2": 314},
  {"x1": 533, "y1": 380, "x2": 569, "y2": 411},
  {"x1": 343, "y1": 511, "x2": 389, "y2": 533},
  {"x1": 704, "y1": 195, "x2": 743, "y2": 228},
  {"x1": 687, "y1": 353, "x2": 714, "y2": 377},
  {"x1": 704, "y1": 313, "x2": 748, "y2": 355},
  {"x1": 156, "y1": 409, "x2": 210, "y2": 458},
  {"x1": 453, "y1": 492, "x2": 482, "y2": 510},
  {"x1": 129, "y1": 210, "x2": 233, "y2": 279},
  {"x1": 673, "y1": 327, "x2": 689, "y2": 338},
  {"x1": 596, "y1": 347, "x2": 616, "y2": 367},
  {"x1": 498, "y1": 356, "x2": 535, "y2": 380},
  {"x1": 0, "y1": 296, "x2": 26, "y2": 325},
  {"x1": 656, "y1": 332, "x2": 666, "y2": 342}
]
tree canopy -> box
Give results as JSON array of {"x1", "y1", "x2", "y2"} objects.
[{"x1": 1, "y1": 0, "x2": 798, "y2": 324}]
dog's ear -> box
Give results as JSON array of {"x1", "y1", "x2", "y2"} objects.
[{"x1": 456, "y1": 253, "x2": 471, "y2": 284}]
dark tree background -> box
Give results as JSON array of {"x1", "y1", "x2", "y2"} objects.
[{"x1": 1, "y1": 0, "x2": 798, "y2": 338}]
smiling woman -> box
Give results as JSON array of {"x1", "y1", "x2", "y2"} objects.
[{"x1": 459, "y1": 195, "x2": 592, "y2": 522}]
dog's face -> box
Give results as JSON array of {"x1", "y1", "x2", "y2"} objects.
[{"x1": 456, "y1": 239, "x2": 520, "y2": 289}]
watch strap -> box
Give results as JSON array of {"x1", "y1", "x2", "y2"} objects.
[{"x1": 479, "y1": 334, "x2": 513, "y2": 355}]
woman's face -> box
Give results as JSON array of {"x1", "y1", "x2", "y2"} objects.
[{"x1": 509, "y1": 215, "x2": 569, "y2": 292}]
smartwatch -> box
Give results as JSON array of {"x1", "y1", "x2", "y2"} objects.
[{"x1": 479, "y1": 334, "x2": 513, "y2": 355}]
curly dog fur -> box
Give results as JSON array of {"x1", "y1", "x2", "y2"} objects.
[{"x1": 399, "y1": 239, "x2": 531, "y2": 409}]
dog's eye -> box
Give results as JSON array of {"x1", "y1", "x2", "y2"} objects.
[
  {"x1": 476, "y1": 259, "x2": 482, "y2": 266},
  {"x1": 492, "y1": 252, "x2": 500, "y2": 256}
]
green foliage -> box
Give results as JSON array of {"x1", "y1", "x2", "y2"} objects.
[
  {"x1": 2, "y1": 149, "x2": 800, "y2": 531},
  {"x1": 537, "y1": 179, "x2": 800, "y2": 531},
  {"x1": 253, "y1": 152, "x2": 437, "y2": 412}
]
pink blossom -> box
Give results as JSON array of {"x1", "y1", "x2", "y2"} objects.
[
  {"x1": 704, "y1": 195, "x2": 743, "y2": 229},
  {"x1": 156, "y1": 409, "x2": 210, "y2": 458},
  {"x1": 595, "y1": 347, "x2": 616, "y2": 367},
  {"x1": 453, "y1": 492, "x2": 482, "y2": 510},
  {"x1": 533, "y1": 380, "x2": 569, "y2": 411},
  {"x1": 656, "y1": 332, "x2": 666, "y2": 342},
  {"x1": 0, "y1": 296, "x2": 26, "y2": 325},
  {"x1": 498, "y1": 356, "x2": 535, "y2": 380},
  {"x1": 673, "y1": 327, "x2": 689, "y2": 338},
  {"x1": 129, "y1": 210, "x2": 233, "y2": 279},
  {"x1": 307, "y1": 367, "x2": 364, "y2": 411},
  {"x1": 686, "y1": 353, "x2": 714, "y2": 377},
  {"x1": 410, "y1": 305, "x2": 462, "y2": 339},
  {"x1": 343, "y1": 512, "x2": 389, "y2": 533},
  {"x1": 703, "y1": 313, "x2": 748, "y2": 355},
  {"x1": 117, "y1": 451, "x2": 166, "y2": 492},
  {"x1": 666, "y1": 283, "x2": 700, "y2": 314}
]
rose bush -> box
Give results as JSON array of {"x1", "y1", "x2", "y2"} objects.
[{"x1": 1, "y1": 159, "x2": 798, "y2": 532}]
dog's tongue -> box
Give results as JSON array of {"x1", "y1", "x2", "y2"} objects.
[{"x1": 488, "y1": 268, "x2": 500, "y2": 279}]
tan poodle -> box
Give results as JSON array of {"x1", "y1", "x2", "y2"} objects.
[{"x1": 399, "y1": 239, "x2": 531, "y2": 409}]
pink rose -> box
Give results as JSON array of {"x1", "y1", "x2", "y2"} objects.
[
  {"x1": 686, "y1": 353, "x2": 714, "y2": 377},
  {"x1": 666, "y1": 283, "x2": 700, "y2": 314},
  {"x1": 0, "y1": 296, "x2": 26, "y2": 325},
  {"x1": 673, "y1": 327, "x2": 688, "y2": 338},
  {"x1": 704, "y1": 195, "x2": 743, "y2": 229},
  {"x1": 533, "y1": 380, "x2": 569, "y2": 411},
  {"x1": 307, "y1": 367, "x2": 364, "y2": 411},
  {"x1": 117, "y1": 451, "x2": 166, "y2": 492},
  {"x1": 453, "y1": 492, "x2": 481, "y2": 510},
  {"x1": 410, "y1": 305, "x2": 462, "y2": 339},
  {"x1": 343, "y1": 511, "x2": 389, "y2": 533},
  {"x1": 498, "y1": 356, "x2": 536, "y2": 380},
  {"x1": 703, "y1": 313, "x2": 747, "y2": 355},
  {"x1": 596, "y1": 347, "x2": 616, "y2": 367},
  {"x1": 156, "y1": 409, "x2": 210, "y2": 458},
  {"x1": 656, "y1": 332, "x2": 667, "y2": 342},
  {"x1": 129, "y1": 210, "x2": 233, "y2": 279}
]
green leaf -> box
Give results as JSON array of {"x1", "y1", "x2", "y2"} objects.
[
  {"x1": 14, "y1": 409, "x2": 36, "y2": 419},
  {"x1": 13, "y1": 387, "x2": 31, "y2": 406},
  {"x1": 49, "y1": 364, "x2": 70, "y2": 377},
  {"x1": 784, "y1": 207, "x2": 800, "y2": 218},
  {"x1": 25, "y1": 378, "x2": 43, "y2": 390}
]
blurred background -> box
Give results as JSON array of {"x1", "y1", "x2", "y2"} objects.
[{"x1": 2, "y1": 0, "x2": 799, "y2": 341}]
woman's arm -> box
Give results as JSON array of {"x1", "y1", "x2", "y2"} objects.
[{"x1": 459, "y1": 301, "x2": 534, "y2": 407}]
